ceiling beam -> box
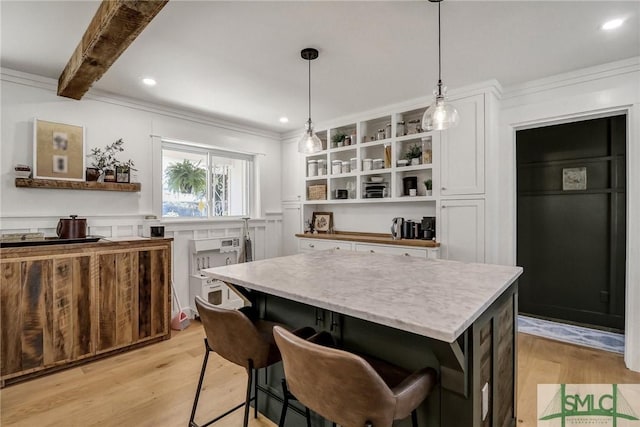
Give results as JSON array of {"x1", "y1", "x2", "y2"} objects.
[{"x1": 57, "y1": 0, "x2": 168, "y2": 100}]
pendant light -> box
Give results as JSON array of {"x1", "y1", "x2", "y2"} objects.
[
  {"x1": 298, "y1": 48, "x2": 323, "y2": 154},
  {"x1": 422, "y1": 0, "x2": 459, "y2": 131}
]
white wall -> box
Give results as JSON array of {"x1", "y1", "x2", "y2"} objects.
[
  {"x1": 0, "y1": 68, "x2": 284, "y2": 315},
  {"x1": 497, "y1": 57, "x2": 640, "y2": 372},
  {"x1": 303, "y1": 203, "x2": 437, "y2": 235}
]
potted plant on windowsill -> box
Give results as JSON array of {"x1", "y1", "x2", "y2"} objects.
[{"x1": 405, "y1": 144, "x2": 422, "y2": 166}]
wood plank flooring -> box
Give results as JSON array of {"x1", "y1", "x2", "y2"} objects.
[{"x1": 2, "y1": 321, "x2": 639, "y2": 427}]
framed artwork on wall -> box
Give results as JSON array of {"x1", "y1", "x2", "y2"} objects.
[
  {"x1": 312, "y1": 211, "x2": 334, "y2": 233},
  {"x1": 33, "y1": 119, "x2": 85, "y2": 181},
  {"x1": 562, "y1": 167, "x2": 587, "y2": 191},
  {"x1": 116, "y1": 166, "x2": 130, "y2": 183}
]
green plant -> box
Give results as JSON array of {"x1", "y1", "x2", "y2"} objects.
[
  {"x1": 331, "y1": 132, "x2": 346, "y2": 144},
  {"x1": 404, "y1": 143, "x2": 422, "y2": 160},
  {"x1": 424, "y1": 179, "x2": 433, "y2": 190},
  {"x1": 165, "y1": 160, "x2": 206, "y2": 196},
  {"x1": 88, "y1": 138, "x2": 136, "y2": 172}
]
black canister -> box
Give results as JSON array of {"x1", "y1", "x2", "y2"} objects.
[
  {"x1": 402, "y1": 220, "x2": 415, "y2": 239},
  {"x1": 402, "y1": 176, "x2": 417, "y2": 196}
]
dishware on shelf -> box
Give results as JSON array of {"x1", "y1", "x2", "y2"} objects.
[
  {"x1": 370, "y1": 176, "x2": 384, "y2": 183},
  {"x1": 397, "y1": 159, "x2": 409, "y2": 167},
  {"x1": 373, "y1": 158, "x2": 383, "y2": 169},
  {"x1": 363, "y1": 158, "x2": 373, "y2": 171}
]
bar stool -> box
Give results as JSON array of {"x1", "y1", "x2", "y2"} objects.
[
  {"x1": 189, "y1": 296, "x2": 314, "y2": 427},
  {"x1": 273, "y1": 326, "x2": 437, "y2": 427}
]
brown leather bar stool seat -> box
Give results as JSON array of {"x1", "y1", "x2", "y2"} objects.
[
  {"x1": 274, "y1": 327, "x2": 438, "y2": 427},
  {"x1": 190, "y1": 296, "x2": 314, "y2": 427}
]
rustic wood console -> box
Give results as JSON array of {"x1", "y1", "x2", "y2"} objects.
[{"x1": 0, "y1": 238, "x2": 172, "y2": 387}]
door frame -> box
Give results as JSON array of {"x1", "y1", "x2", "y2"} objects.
[{"x1": 508, "y1": 105, "x2": 638, "y2": 372}]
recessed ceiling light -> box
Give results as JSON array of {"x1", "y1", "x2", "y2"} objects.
[
  {"x1": 142, "y1": 77, "x2": 157, "y2": 86},
  {"x1": 279, "y1": 117, "x2": 289, "y2": 123},
  {"x1": 602, "y1": 18, "x2": 624, "y2": 30}
]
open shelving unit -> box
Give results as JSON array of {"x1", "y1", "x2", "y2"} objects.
[
  {"x1": 15, "y1": 178, "x2": 141, "y2": 192},
  {"x1": 303, "y1": 108, "x2": 436, "y2": 204}
]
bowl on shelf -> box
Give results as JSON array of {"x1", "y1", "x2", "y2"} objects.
[
  {"x1": 14, "y1": 169, "x2": 31, "y2": 178},
  {"x1": 369, "y1": 176, "x2": 384, "y2": 183},
  {"x1": 397, "y1": 159, "x2": 409, "y2": 167}
]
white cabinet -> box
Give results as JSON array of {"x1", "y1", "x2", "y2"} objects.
[
  {"x1": 298, "y1": 238, "x2": 353, "y2": 253},
  {"x1": 439, "y1": 199, "x2": 485, "y2": 263},
  {"x1": 354, "y1": 243, "x2": 429, "y2": 258},
  {"x1": 282, "y1": 140, "x2": 303, "y2": 202},
  {"x1": 282, "y1": 203, "x2": 302, "y2": 256},
  {"x1": 440, "y1": 94, "x2": 485, "y2": 196},
  {"x1": 298, "y1": 238, "x2": 440, "y2": 259}
]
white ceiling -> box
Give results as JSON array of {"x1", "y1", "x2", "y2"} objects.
[{"x1": 1, "y1": 1, "x2": 639, "y2": 134}]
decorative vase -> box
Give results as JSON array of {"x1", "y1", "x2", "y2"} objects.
[
  {"x1": 411, "y1": 157, "x2": 420, "y2": 166},
  {"x1": 103, "y1": 169, "x2": 116, "y2": 183},
  {"x1": 85, "y1": 167, "x2": 101, "y2": 182},
  {"x1": 426, "y1": 190, "x2": 432, "y2": 196}
]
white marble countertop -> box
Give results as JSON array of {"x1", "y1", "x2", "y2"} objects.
[{"x1": 203, "y1": 250, "x2": 523, "y2": 343}]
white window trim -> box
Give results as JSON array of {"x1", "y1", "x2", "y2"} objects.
[{"x1": 151, "y1": 136, "x2": 260, "y2": 221}]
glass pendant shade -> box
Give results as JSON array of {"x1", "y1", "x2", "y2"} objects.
[
  {"x1": 422, "y1": 0, "x2": 460, "y2": 132},
  {"x1": 298, "y1": 120, "x2": 323, "y2": 154},
  {"x1": 422, "y1": 93, "x2": 460, "y2": 131}
]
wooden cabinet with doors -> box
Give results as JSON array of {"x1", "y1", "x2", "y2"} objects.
[
  {"x1": 95, "y1": 246, "x2": 169, "y2": 353},
  {"x1": 0, "y1": 255, "x2": 94, "y2": 383},
  {"x1": 0, "y1": 238, "x2": 172, "y2": 386}
]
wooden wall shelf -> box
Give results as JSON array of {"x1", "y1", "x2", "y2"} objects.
[{"x1": 15, "y1": 178, "x2": 141, "y2": 192}]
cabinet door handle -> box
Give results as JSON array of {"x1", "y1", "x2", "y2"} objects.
[
  {"x1": 442, "y1": 205, "x2": 447, "y2": 208},
  {"x1": 335, "y1": 247, "x2": 340, "y2": 250},
  {"x1": 315, "y1": 308, "x2": 324, "y2": 326},
  {"x1": 309, "y1": 243, "x2": 315, "y2": 248},
  {"x1": 441, "y1": 187, "x2": 446, "y2": 190},
  {"x1": 370, "y1": 249, "x2": 375, "y2": 253},
  {"x1": 330, "y1": 312, "x2": 339, "y2": 332},
  {"x1": 404, "y1": 253, "x2": 410, "y2": 256}
]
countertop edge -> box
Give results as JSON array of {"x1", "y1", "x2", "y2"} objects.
[{"x1": 295, "y1": 232, "x2": 440, "y2": 248}]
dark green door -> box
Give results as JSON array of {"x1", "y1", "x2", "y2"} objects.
[{"x1": 516, "y1": 115, "x2": 626, "y2": 331}]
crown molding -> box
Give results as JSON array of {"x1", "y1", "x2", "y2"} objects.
[
  {"x1": 281, "y1": 79, "x2": 503, "y2": 141},
  {"x1": 502, "y1": 56, "x2": 640, "y2": 100},
  {"x1": 0, "y1": 68, "x2": 281, "y2": 140}
]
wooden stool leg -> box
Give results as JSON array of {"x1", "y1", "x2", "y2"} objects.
[
  {"x1": 411, "y1": 410, "x2": 418, "y2": 427},
  {"x1": 189, "y1": 339, "x2": 211, "y2": 426}
]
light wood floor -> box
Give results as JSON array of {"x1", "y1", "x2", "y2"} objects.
[{"x1": 2, "y1": 321, "x2": 639, "y2": 427}]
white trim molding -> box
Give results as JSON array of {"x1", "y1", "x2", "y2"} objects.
[{"x1": 499, "y1": 58, "x2": 640, "y2": 372}]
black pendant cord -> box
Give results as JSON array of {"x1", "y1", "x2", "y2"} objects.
[
  {"x1": 307, "y1": 57, "x2": 312, "y2": 126},
  {"x1": 437, "y1": 0, "x2": 443, "y2": 97}
]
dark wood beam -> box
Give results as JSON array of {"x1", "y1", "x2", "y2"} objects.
[{"x1": 57, "y1": 0, "x2": 168, "y2": 100}]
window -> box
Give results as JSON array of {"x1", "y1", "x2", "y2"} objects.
[{"x1": 161, "y1": 141, "x2": 252, "y2": 218}]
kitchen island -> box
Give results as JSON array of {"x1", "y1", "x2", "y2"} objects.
[{"x1": 203, "y1": 250, "x2": 523, "y2": 427}]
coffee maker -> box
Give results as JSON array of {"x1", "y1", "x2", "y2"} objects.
[{"x1": 421, "y1": 216, "x2": 436, "y2": 240}]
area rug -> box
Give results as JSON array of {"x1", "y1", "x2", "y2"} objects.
[{"x1": 517, "y1": 315, "x2": 625, "y2": 354}]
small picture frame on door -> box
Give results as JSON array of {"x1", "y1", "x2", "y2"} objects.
[
  {"x1": 312, "y1": 212, "x2": 333, "y2": 233},
  {"x1": 562, "y1": 167, "x2": 587, "y2": 191}
]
